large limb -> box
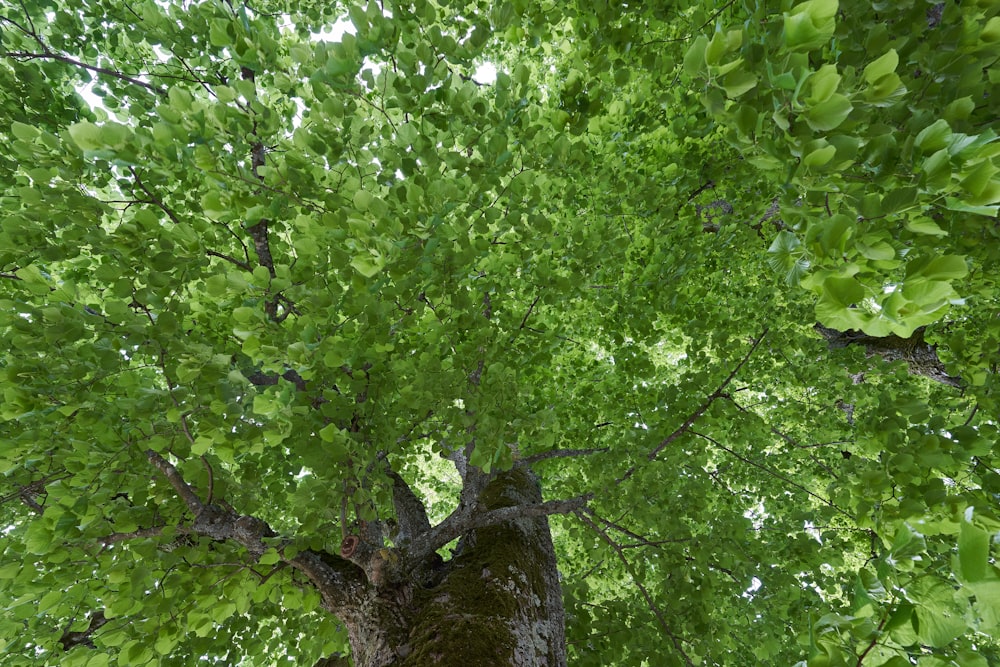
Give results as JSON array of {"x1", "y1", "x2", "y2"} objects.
[
  {"x1": 815, "y1": 325, "x2": 961, "y2": 387},
  {"x1": 403, "y1": 468, "x2": 591, "y2": 570},
  {"x1": 145, "y1": 450, "x2": 365, "y2": 611},
  {"x1": 384, "y1": 465, "x2": 431, "y2": 547}
]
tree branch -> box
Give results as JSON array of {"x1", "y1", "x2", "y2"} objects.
[
  {"x1": 405, "y1": 492, "x2": 591, "y2": 567},
  {"x1": 616, "y1": 328, "x2": 768, "y2": 485},
  {"x1": 471, "y1": 494, "x2": 593, "y2": 530},
  {"x1": 59, "y1": 610, "x2": 108, "y2": 651},
  {"x1": 523, "y1": 447, "x2": 609, "y2": 464},
  {"x1": 1, "y1": 50, "x2": 165, "y2": 96},
  {"x1": 145, "y1": 450, "x2": 365, "y2": 609},
  {"x1": 245, "y1": 368, "x2": 308, "y2": 391},
  {"x1": 99, "y1": 526, "x2": 169, "y2": 545},
  {"x1": 815, "y1": 324, "x2": 961, "y2": 387},
  {"x1": 575, "y1": 511, "x2": 696, "y2": 667},
  {"x1": 146, "y1": 450, "x2": 204, "y2": 514},
  {"x1": 385, "y1": 466, "x2": 431, "y2": 546},
  {"x1": 689, "y1": 431, "x2": 852, "y2": 518},
  {"x1": 519, "y1": 293, "x2": 542, "y2": 330},
  {"x1": 18, "y1": 488, "x2": 44, "y2": 514}
]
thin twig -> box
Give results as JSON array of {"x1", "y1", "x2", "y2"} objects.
[
  {"x1": 962, "y1": 404, "x2": 979, "y2": 427},
  {"x1": 576, "y1": 511, "x2": 696, "y2": 667},
  {"x1": 519, "y1": 293, "x2": 542, "y2": 330},
  {"x1": 690, "y1": 430, "x2": 852, "y2": 518},
  {"x1": 202, "y1": 456, "x2": 214, "y2": 506},
  {"x1": 585, "y1": 509, "x2": 689, "y2": 547},
  {"x1": 648, "y1": 329, "x2": 768, "y2": 462},
  {"x1": 616, "y1": 329, "x2": 768, "y2": 485},
  {"x1": 523, "y1": 447, "x2": 609, "y2": 464},
  {"x1": 129, "y1": 168, "x2": 181, "y2": 224},
  {"x1": 1, "y1": 50, "x2": 165, "y2": 95},
  {"x1": 206, "y1": 249, "x2": 253, "y2": 271},
  {"x1": 639, "y1": 0, "x2": 738, "y2": 47},
  {"x1": 856, "y1": 612, "x2": 889, "y2": 666}
]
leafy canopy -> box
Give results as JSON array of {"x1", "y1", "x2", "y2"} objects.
[{"x1": 1, "y1": 0, "x2": 1000, "y2": 665}]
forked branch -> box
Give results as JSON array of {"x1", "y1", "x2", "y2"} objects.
[
  {"x1": 575, "y1": 511, "x2": 696, "y2": 667},
  {"x1": 145, "y1": 450, "x2": 365, "y2": 609},
  {"x1": 616, "y1": 328, "x2": 769, "y2": 485}
]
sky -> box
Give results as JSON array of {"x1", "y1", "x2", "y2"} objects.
[{"x1": 76, "y1": 14, "x2": 496, "y2": 112}]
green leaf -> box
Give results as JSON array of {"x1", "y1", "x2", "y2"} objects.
[
  {"x1": 683, "y1": 35, "x2": 708, "y2": 75},
  {"x1": 804, "y1": 94, "x2": 853, "y2": 131},
  {"x1": 350, "y1": 252, "x2": 384, "y2": 277},
  {"x1": 783, "y1": 0, "x2": 838, "y2": 52},
  {"x1": 915, "y1": 119, "x2": 952, "y2": 153},
  {"x1": 767, "y1": 230, "x2": 810, "y2": 284},
  {"x1": 807, "y1": 65, "x2": 840, "y2": 104},
  {"x1": 10, "y1": 121, "x2": 40, "y2": 141},
  {"x1": 856, "y1": 240, "x2": 894, "y2": 260},
  {"x1": 863, "y1": 49, "x2": 898, "y2": 84},
  {"x1": 943, "y1": 198, "x2": 999, "y2": 217},
  {"x1": 822, "y1": 275, "x2": 864, "y2": 306},
  {"x1": 233, "y1": 306, "x2": 257, "y2": 323},
  {"x1": 980, "y1": 16, "x2": 1000, "y2": 44},
  {"x1": 957, "y1": 517, "x2": 990, "y2": 583},
  {"x1": 921, "y1": 148, "x2": 952, "y2": 187},
  {"x1": 881, "y1": 187, "x2": 918, "y2": 214},
  {"x1": 890, "y1": 523, "x2": 927, "y2": 562},
  {"x1": 154, "y1": 632, "x2": 179, "y2": 655},
  {"x1": 67, "y1": 121, "x2": 102, "y2": 151},
  {"x1": 911, "y1": 255, "x2": 968, "y2": 281},
  {"x1": 353, "y1": 190, "x2": 374, "y2": 211},
  {"x1": 803, "y1": 144, "x2": 836, "y2": 167},
  {"x1": 705, "y1": 30, "x2": 741, "y2": 67},
  {"x1": 914, "y1": 605, "x2": 966, "y2": 648},
  {"x1": 209, "y1": 19, "x2": 233, "y2": 47},
  {"x1": 967, "y1": 581, "x2": 1000, "y2": 632},
  {"x1": 960, "y1": 159, "x2": 1000, "y2": 202},
  {"x1": 721, "y1": 71, "x2": 757, "y2": 98}
]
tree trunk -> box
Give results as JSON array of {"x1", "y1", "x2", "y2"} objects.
[{"x1": 335, "y1": 468, "x2": 567, "y2": 667}]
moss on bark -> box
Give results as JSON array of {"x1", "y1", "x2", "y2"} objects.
[{"x1": 398, "y1": 467, "x2": 566, "y2": 666}]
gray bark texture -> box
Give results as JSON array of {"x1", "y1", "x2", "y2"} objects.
[
  {"x1": 815, "y1": 324, "x2": 961, "y2": 387},
  {"x1": 334, "y1": 466, "x2": 568, "y2": 667},
  {"x1": 146, "y1": 451, "x2": 571, "y2": 667}
]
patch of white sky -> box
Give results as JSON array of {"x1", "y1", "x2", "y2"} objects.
[
  {"x1": 75, "y1": 4, "x2": 497, "y2": 125},
  {"x1": 308, "y1": 16, "x2": 496, "y2": 83}
]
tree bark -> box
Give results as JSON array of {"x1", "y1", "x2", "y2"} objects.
[
  {"x1": 814, "y1": 324, "x2": 961, "y2": 387},
  {"x1": 145, "y1": 451, "x2": 571, "y2": 666},
  {"x1": 333, "y1": 467, "x2": 567, "y2": 667}
]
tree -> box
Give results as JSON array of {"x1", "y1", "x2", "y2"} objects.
[{"x1": 1, "y1": 0, "x2": 999, "y2": 665}]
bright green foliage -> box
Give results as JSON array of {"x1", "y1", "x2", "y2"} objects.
[
  {"x1": 1, "y1": 1, "x2": 999, "y2": 666},
  {"x1": 685, "y1": 0, "x2": 1000, "y2": 337}
]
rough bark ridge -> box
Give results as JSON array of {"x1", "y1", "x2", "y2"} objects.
[
  {"x1": 815, "y1": 324, "x2": 961, "y2": 387},
  {"x1": 339, "y1": 467, "x2": 568, "y2": 667},
  {"x1": 143, "y1": 448, "x2": 572, "y2": 666}
]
